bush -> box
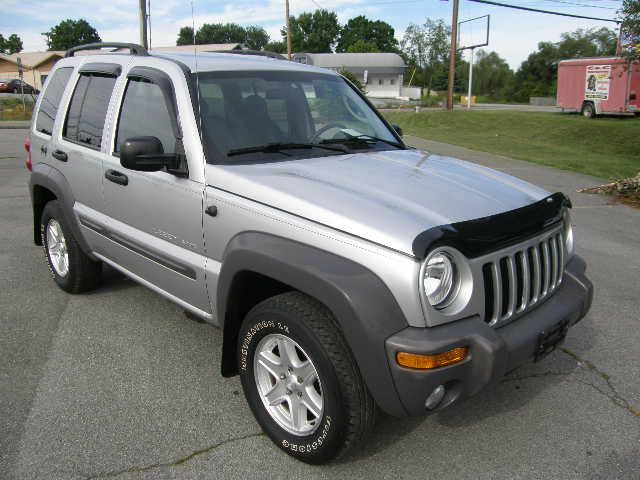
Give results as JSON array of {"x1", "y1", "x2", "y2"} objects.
[{"x1": 339, "y1": 69, "x2": 366, "y2": 94}]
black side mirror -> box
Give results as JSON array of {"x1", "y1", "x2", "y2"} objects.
[
  {"x1": 120, "y1": 136, "x2": 183, "y2": 174},
  {"x1": 392, "y1": 124, "x2": 403, "y2": 137}
]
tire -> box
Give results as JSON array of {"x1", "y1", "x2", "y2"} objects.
[
  {"x1": 582, "y1": 102, "x2": 595, "y2": 118},
  {"x1": 238, "y1": 292, "x2": 375, "y2": 464},
  {"x1": 40, "y1": 200, "x2": 102, "y2": 293}
]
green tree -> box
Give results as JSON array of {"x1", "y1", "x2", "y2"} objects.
[
  {"x1": 508, "y1": 27, "x2": 618, "y2": 102},
  {"x1": 176, "y1": 26, "x2": 194, "y2": 46},
  {"x1": 195, "y1": 23, "x2": 246, "y2": 44},
  {"x1": 337, "y1": 16, "x2": 397, "y2": 53},
  {"x1": 176, "y1": 23, "x2": 269, "y2": 50},
  {"x1": 264, "y1": 40, "x2": 287, "y2": 54},
  {"x1": 43, "y1": 19, "x2": 100, "y2": 51},
  {"x1": 401, "y1": 19, "x2": 450, "y2": 96},
  {"x1": 621, "y1": 0, "x2": 640, "y2": 59},
  {"x1": 472, "y1": 50, "x2": 514, "y2": 100},
  {"x1": 339, "y1": 69, "x2": 366, "y2": 93},
  {"x1": 0, "y1": 33, "x2": 23, "y2": 54},
  {"x1": 346, "y1": 39, "x2": 380, "y2": 53},
  {"x1": 244, "y1": 26, "x2": 270, "y2": 50},
  {"x1": 282, "y1": 9, "x2": 340, "y2": 53}
]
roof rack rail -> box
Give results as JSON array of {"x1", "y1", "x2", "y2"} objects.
[
  {"x1": 214, "y1": 50, "x2": 287, "y2": 60},
  {"x1": 65, "y1": 42, "x2": 149, "y2": 58}
]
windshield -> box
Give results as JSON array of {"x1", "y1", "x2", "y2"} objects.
[{"x1": 194, "y1": 70, "x2": 402, "y2": 164}]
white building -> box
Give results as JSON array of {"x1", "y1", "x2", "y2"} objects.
[{"x1": 291, "y1": 52, "x2": 421, "y2": 100}]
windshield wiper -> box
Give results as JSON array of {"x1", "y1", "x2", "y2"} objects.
[
  {"x1": 320, "y1": 135, "x2": 404, "y2": 149},
  {"x1": 227, "y1": 142, "x2": 347, "y2": 157}
]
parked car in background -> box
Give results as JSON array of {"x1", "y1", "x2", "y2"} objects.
[{"x1": 0, "y1": 78, "x2": 39, "y2": 94}]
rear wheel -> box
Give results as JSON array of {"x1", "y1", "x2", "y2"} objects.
[
  {"x1": 40, "y1": 200, "x2": 102, "y2": 293},
  {"x1": 238, "y1": 292, "x2": 375, "y2": 464},
  {"x1": 582, "y1": 102, "x2": 596, "y2": 118}
]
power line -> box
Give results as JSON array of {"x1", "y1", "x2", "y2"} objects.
[
  {"x1": 466, "y1": 0, "x2": 620, "y2": 22},
  {"x1": 537, "y1": 0, "x2": 617, "y2": 9}
]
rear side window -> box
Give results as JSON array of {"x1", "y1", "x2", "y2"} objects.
[
  {"x1": 63, "y1": 73, "x2": 117, "y2": 150},
  {"x1": 35, "y1": 67, "x2": 73, "y2": 135},
  {"x1": 115, "y1": 78, "x2": 177, "y2": 153}
]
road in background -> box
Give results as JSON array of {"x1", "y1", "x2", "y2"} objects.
[{"x1": 1, "y1": 130, "x2": 638, "y2": 479}]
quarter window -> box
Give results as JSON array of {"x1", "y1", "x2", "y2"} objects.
[
  {"x1": 35, "y1": 67, "x2": 73, "y2": 136},
  {"x1": 63, "y1": 73, "x2": 116, "y2": 149},
  {"x1": 115, "y1": 78, "x2": 177, "y2": 154}
]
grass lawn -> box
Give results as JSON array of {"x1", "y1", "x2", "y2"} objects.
[
  {"x1": 0, "y1": 98, "x2": 34, "y2": 121},
  {"x1": 383, "y1": 110, "x2": 640, "y2": 180}
]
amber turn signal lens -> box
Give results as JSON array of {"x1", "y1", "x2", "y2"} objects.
[{"x1": 396, "y1": 347, "x2": 468, "y2": 370}]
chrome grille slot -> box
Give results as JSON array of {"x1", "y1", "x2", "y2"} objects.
[{"x1": 483, "y1": 227, "x2": 565, "y2": 327}]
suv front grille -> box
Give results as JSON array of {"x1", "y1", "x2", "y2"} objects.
[{"x1": 482, "y1": 227, "x2": 565, "y2": 327}]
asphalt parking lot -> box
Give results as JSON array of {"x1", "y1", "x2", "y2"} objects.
[{"x1": 1, "y1": 129, "x2": 639, "y2": 479}]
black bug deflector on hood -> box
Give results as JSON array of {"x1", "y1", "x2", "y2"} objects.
[{"x1": 412, "y1": 192, "x2": 571, "y2": 259}]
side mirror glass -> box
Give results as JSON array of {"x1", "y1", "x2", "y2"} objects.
[
  {"x1": 392, "y1": 124, "x2": 403, "y2": 137},
  {"x1": 120, "y1": 136, "x2": 175, "y2": 172}
]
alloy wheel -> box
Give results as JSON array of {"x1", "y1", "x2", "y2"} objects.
[
  {"x1": 46, "y1": 219, "x2": 69, "y2": 277},
  {"x1": 253, "y1": 333, "x2": 324, "y2": 436}
]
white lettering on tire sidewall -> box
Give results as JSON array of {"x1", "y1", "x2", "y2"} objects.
[
  {"x1": 240, "y1": 320, "x2": 290, "y2": 372},
  {"x1": 280, "y1": 415, "x2": 333, "y2": 454}
]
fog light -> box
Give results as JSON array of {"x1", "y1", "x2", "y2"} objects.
[
  {"x1": 396, "y1": 347, "x2": 468, "y2": 370},
  {"x1": 425, "y1": 385, "x2": 446, "y2": 410}
]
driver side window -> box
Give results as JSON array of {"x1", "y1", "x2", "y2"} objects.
[{"x1": 115, "y1": 78, "x2": 176, "y2": 154}]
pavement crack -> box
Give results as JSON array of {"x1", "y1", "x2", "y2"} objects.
[
  {"x1": 560, "y1": 347, "x2": 640, "y2": 418},
  {"x1": 85, "y1": 432, "x2": 265, "y2": 479},
  {"x1": 502, "y1": 370, "x2": 573, "y2": 382}
]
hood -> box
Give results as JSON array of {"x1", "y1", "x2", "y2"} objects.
[{"x1": 210, "y1": 149, "x2": 550, "y2": 256}]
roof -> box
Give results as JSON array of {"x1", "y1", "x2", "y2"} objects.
[
  {"x1": 151, "y1": 51, "x2": 337, "y2": 75},
  {"x1": 0, "y1": 51, "x2": 64, "y2": 68},
  {"x1": 558, "y1": 56, "x2": 628, "y2": 65},
  {"x1": 293, "y1": 52, "x2": 406, "y2": 70}
]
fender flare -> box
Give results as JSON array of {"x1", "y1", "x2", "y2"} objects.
[
  {"x1": 217, "y1": 231, "x2": 410, "y2": 417},
  {"x1": 29, "y1": 163, "x2": 95, "y2": 258}
]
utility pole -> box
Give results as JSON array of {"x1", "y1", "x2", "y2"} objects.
[
  {"x1": 139, "y1": 0, "x2": 148, "y2": 49},
  {"x1": 467, "y1": 47, "x2": 474, "y2": 109},
  {"x1": 616, "y1": 21, "x2": 623, "y2": 55},
  {"x1": 286, "y1": 0, "x2": 292, "y2": 60},
  {"x1": 446, "y1": 0, "x2": 459, "y2": 110}
]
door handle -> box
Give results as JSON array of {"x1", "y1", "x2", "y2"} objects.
[
  {"x1": 52, "y1": 150, "x2": 67, "y2": 162},
  {"x1": 105, "y1": 169, "x2": 128, "y2": 186}
]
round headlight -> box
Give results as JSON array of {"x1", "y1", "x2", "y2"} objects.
[
  {"x1": 563, "y1": 211, "x2": 575, "y2": 259},
  {"x1": 423, "y1": 251, "x2": 458, "y2": 309}
]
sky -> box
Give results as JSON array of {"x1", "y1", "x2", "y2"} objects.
[{"x1": 0, "y1": 0, "x2": 622, "y2": 69}]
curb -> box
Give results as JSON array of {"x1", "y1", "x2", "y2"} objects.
[{"x1": 0, "y1": 122, "x2": 30, "y2": 129}]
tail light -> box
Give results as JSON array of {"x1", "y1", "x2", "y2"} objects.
[
  {"x1": 630, "y1": 91, "x2": 637, "y2": 101},
  {"x1": 25, "y1": 138, "x2": 32, "y2": 171}
]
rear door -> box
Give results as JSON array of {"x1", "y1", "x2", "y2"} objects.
[
  {"x1": 31, "y1": 66, "x2": 74, "y2": 171},
  {"x1": 55, "y1": 63, "x2": 121, "y2": 217},
  {"x1": 99, "y1": 65, "x2": 209, "y2": 315}
]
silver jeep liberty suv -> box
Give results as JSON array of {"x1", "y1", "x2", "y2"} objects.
[{"x1": 27, "y1": 42, "x2": 593, "y2": 464}]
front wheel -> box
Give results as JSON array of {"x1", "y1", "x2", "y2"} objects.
[
  {"x1": 238, "y1": 292, "x2": 375, "y2": 464},
  {"x1": 582, "y1": 102, "x2": 596, "y2": 118}
]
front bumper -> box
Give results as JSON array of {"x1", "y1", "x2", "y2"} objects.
[{"x1": 385, "y1": 255, "x2": 593, "y2": 416}]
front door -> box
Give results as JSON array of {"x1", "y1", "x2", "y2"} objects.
[{"x1": 100, "y1": 67, "x2": 209, "y2": 315}]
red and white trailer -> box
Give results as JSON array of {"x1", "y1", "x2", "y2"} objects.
[{"x1": 557, "y1": 57, "x2": 640, "y2": 118}]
